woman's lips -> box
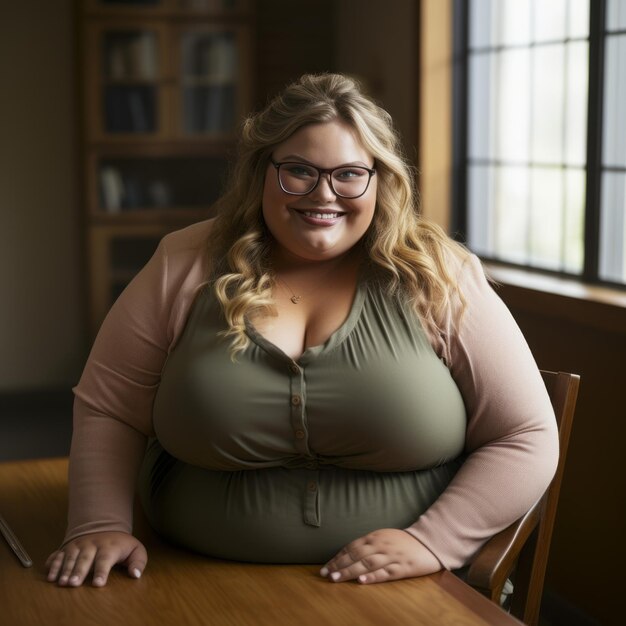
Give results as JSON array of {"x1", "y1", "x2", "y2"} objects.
[{"x1": 291, "y1": 208, "x2": 346, "y2": 226}]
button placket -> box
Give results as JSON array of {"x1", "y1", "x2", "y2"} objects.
[
  {"x1": 303, "y1": 469, "x2": 321, "y2": 527},
  {"x1": 288, "y1": 362, "x2": 321, "y2": 527},
  {"x1": 289, "y1": 363, "x2": 310, "y2": 456}
]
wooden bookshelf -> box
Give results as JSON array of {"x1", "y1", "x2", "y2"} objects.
[{"x1": 79, "y1": 0, "x2": 253, "y2": 335}]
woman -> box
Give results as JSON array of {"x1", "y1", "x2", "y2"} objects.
[{"x1": 46, "y1": 73, "x2": 558, "y2": 587}]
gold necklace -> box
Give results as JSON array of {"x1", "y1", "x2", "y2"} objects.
[
  {"x1": 276, "y1": 275, "x2": 304, "y2": 304},
  {"x1": 275, "y1": 263, "x2": 347, "y2": 304},
  {"x1": 273, "y1": 250, "x2": 358, "y2": 304}
]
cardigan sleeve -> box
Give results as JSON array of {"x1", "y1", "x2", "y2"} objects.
[
  {"x1": 63, "y1": 221, "x2": 209, "y2": 545},
  {"x1": 404, "y1": 254, "x2": 559, "y2": 570}
]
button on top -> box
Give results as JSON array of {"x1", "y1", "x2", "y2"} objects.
[
  {"x1": 291, "y1": 394, "x2": 301, "y2": 406},
  {"x1": 295, "y1": 429, "x2": 305, "y2": 440},
  {"x1": 290, "y1": 363, "x2": 300, "y2": 374},
  {"x1": 307, "y1": 481, "x2": 318, "y2": 492}
]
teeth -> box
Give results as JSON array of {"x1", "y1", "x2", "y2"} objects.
[{"x1": 302, "y1": 211, "x2": 341, "y2": 219}]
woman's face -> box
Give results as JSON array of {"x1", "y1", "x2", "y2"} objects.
[{"x1": 262, "y1": 119, "x2": 377, "y2": 263}]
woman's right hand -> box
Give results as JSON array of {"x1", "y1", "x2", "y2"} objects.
[{"x1": 46, "y1": 531, "x2": 147, "y2": 587}]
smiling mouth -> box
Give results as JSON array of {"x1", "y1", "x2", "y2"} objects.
[{"x1": 295, "y1": 209, "x2": 346, "y2": 220}]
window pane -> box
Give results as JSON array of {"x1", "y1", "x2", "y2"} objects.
[
  {"x1": 494, "y1": 166, "x2": 530, "y2": 262},
  {"x1": 599, "y1": 172, "x2": 626, "y2": 282},
  {"x1": 468, "y1": 53, "x2": 493, "y2": 159},
  {"x1": 532, "y1": 0, "x2": 567, "y2": 42},
  {"x1": 532, "y1": 45, "x2": 565, "y2": 164},
  {"x1": 529, "y1": 168, "x2": 564, "y2": 269},
  {"x1": 568, "y1": 0, "x2": 590, "y2": 38},
  {"x1": 565, "y1": 41, "x2": 589, "y2": 166},
  {"x1": 465, "y1": 0, "x2": 590, "y2": 278},
  {"x1": 498, "y1": 0, "x2": 531, "y2": 46},
  {"x1": 471, "y1": 0, "x2": 533, "y2": 48},
  {"x1": 496, "y1": 49, "x2": 531, "y2": 161},
  {"x1": 469, "y1": 0, "x2": 494, "y2": 49},
  {"x1": 602, "y1": 34, "x2": 626, "y2": 167},
  {"x1": 607, "y1": 0, "x2": 626, "y2": 31},
  {"x1": 564, "y1": 169, "x2": 585, "y2": 273},
  {"x1": 468, "y1": 164, "x2": 493, "y2": 254}
]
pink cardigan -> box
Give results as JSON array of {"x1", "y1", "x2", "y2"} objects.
[{"x1": 66, "y1": 219, "x2": 558, "y2": 570}]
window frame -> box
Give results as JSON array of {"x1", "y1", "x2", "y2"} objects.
[{"x1": 451, "y1": 0, "x2": 626, "y2": 290}]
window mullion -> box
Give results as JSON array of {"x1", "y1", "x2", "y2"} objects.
[
  {"x1": 451, "y1": 0, "x2": 469, "y2": 240},
  {"x1": 583, "y1": 0, "x2": 606, "y2": 281}
]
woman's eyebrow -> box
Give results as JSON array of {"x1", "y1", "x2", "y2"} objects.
[{"x1": 276, "y1": 154, "x2": 370, "y2": 167}]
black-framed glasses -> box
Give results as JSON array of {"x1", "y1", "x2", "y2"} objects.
[{"x1": 271, "y1": 160, "x2": 376, "y2": 199}]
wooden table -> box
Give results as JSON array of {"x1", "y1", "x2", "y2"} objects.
[{"x1": 0, "y1": 458, "x2": 522, "y2": 625}]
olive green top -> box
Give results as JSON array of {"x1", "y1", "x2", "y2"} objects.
[
  {"x1": 153, "y1": 281, "x2": 466, "y2": 475},
  {"x1": 139, "y1": 280, "x2": 466, "y2": 561}
]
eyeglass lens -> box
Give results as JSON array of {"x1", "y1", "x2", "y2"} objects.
[{"x1": 278, "y1": 163, "x2": 372, "y2": 198}]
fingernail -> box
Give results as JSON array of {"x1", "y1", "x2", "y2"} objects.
[
  {"x1": 69, "y1": 576, "x2": 79, "y2": 585},
  {"x1": 358, "y1": 575, "x2": 367, "y2": 584},
  {"x1": 132, "y1": 568, "x2": 141, "y2": 579},
  {"x1": 320, "y1": 567, "x2": 329, "y2": 577},
  {"x1": 93, "y1": 576, "x2": 104, "y2": 586},
  {"x1": 330, "y1": 571, "x2": 341, "y2": 581}
]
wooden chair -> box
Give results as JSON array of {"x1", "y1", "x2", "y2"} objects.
[{"x1": 466, "y1": 370, "x2": 580, "y2": 626}]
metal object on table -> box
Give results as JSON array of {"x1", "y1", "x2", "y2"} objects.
[{"x1": 0, "y1": 513, "x2": 32, "y2": 567}]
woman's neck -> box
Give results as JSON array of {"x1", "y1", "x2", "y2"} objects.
[{"x1": 269, "y1": 245, "x2": 362, "y2": 276}]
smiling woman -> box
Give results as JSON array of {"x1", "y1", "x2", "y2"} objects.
[
  {"x1": 261, "y1": 120, "x2": 377, "y2": 264},
  {"x1": 47, "y1": 74, "x2": 557, "y2": 591}
]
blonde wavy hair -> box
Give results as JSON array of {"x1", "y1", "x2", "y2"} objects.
[{"x1": 209, "y1": 73, "x2": 467, "y2": 357}]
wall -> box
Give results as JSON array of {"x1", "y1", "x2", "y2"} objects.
[
  {"x1": 0, "y1": 0, "x2": 84, "y2": 392},
  {"x1": 419, "y1": 0, "x2": 452, "y2": 230},
  {"x1": 259, "y1": 0, "x2": 419, "y2": 155},
  {"x1": 255, "y1": 0, "x2": 336, "y2": 105},
  {"x1": 495, "y1": 284, "x2": 625, "y2": 626},
  {"x1": 334, "y1": 0, "x2": 419, "y2": 159}
]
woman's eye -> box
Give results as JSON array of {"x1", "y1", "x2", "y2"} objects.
[
  {"x1": 335, "y1": 168, "x2": 365, "y2": 179},
  {"x1": 284, "y1": 165, "x2": 316, "y2": 178}
]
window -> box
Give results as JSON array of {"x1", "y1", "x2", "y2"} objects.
[{"x1": 454, "y1": 0, "x2": 626, "y2": 287}]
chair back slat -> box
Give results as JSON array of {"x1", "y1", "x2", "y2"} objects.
[
  {"x1": 467, "y1": 370, "x2": 580, "y2": 625},
  {"x1": 511, "y1": 371, "x2": 580, "y2": 625}
]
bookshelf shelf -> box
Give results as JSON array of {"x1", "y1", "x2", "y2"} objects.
[
  {"x1": 84, "y1": 0, "x2": 253, "y2": 19},
  {"x1": 79, "y1": 0, "x2": 253, "y2": 334},
  {"x1": 92, "y1": 209, "x2": 211, "y2": 224}
]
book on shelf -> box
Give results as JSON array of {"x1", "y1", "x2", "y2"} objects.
[
  {"x1": 130, "y1": 33, "x2": 158, "y2": 80},
  {"x1": 100, "y1": 164, "x2": 176, "y2": 211},
  {"x1": 183, "y1": 83, "x2": 235, "y2": 133},
  {"x1": 104, "y1": 85, "x2": 156, "y2": 132},
  {"x1": 128, "y1": 89, "x2": 151, "y2": 132},
  {"x1": 106, "y1": 32, "x2": 158, "y2": 81},
  {"x1": 205, "y1": 83, "x2": 235, "y2": 132},
  {"x1": 100, "y1": 166, "x2": 124, "y2": 212},
  {"x1": 185, "y1": 32, "x2": 236, "y2": 82},
  {"x1": 203, "y1": 35, "x2": 236, "y2": 82}
]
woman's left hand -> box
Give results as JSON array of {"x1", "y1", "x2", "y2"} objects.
[{"x1": 320, "y1": 528, "x2": 442, "y2": 584}]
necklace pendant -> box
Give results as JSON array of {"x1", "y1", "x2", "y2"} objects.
[{"x1": 290, "y1": 295, "x2": 302, "y2": 304}]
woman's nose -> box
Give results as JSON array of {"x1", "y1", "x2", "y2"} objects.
[{"x1": 309, "y1": 173, "x2": 337, "y2": 202}]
